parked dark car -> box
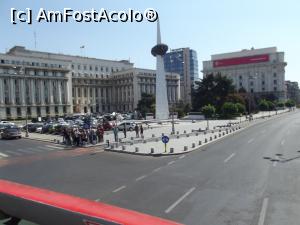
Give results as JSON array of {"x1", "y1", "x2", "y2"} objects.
[
  {"x1": 23, "y1": 123, "x2": 43, "y2": 133},
  {"x1": 0, "y1": 124, "x2": 11, "y2": 133},
  {"x1": 1, "y1": 126, "x2": 22, "y2": 139}
]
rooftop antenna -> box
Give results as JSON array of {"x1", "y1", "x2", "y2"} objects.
[{"x1": 34, "y1": 31, "x2": 37, "y2": 49}]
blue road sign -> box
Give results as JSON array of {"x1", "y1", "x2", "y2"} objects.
[{"x1": 161, "y1": 135, "x2": 169, "y2": 144}]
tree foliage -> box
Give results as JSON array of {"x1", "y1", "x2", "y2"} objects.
[
  {"x1": 235, "y1": 103, "x2": 246, "y2": 114},
  {"x1": 201, "y1": 104, "x2": 216, "y2": 119},
  {"x1": 258, "y1": 99, "x2": 269, "y2": 111},
  {"x1": 192, "y1": 73, "x2": 235, "y2": 112},
  {"x1": 285, "y1": 99, "x2": 296, "y2": 108},
  {"x1": 221, "y1": 102, "x2": 238, "y2": 118},
  {"x1": 137, "y1": 93, "x2": 155, "y2": 116},
  {"x1": 266, "y1": 101, "x2": 275, "y2": 111},
  {"x1": 276, "y1": 101, "x2": 285, "y2": 108}
]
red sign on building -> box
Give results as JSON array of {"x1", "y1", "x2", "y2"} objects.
[{"x1": 213, "y1": 54, "x2": 269, "y2": 68}]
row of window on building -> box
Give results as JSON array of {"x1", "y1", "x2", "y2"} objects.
[
  {"x1": 1, "y1": 68, "x2": 64, "y2": 77},
  {"x1": 0, "y1": 59, "x2": 64, "y2": 69},
  {"x1": 71, "y1": 64, "x2": 125, "y2": 73}
]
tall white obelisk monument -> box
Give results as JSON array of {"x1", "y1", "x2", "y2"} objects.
[{"x1": 151, "y1": 19, "x2": 169, "y2": 120}]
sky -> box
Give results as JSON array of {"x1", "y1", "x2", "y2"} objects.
[{"x1": 0, "y1": 0, "x2": 299, "y2": 82}]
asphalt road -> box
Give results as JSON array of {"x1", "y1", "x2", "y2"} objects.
[
  {"x1": 1, "y1": 110, "x2": 300, "y2": 225},
  {"x1": 0, "y1": 138, "x2": 66, "y2": 160}
]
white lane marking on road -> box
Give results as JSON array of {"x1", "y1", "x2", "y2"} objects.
[
  {"x1": 281, "y1": 139, "x2": 285, "y2": 146},
  {"x1": 179, "y1": 155, "x2": 185, "y2": 159},
  {"x1": 135, "y1": 175, "x2": 147, "y2": 181},
  {"x1": 112, "y1": 185, "x2": 126, "y2": 193},
  {"x1": 0, "y1": 153, "x2": 9, "y2": 158},
  {"x1": 224, "y1": 153, "x2": 236, "y2": 163},
  {"x1": 153, "y1": 167, "x2": 162, "y2": 172},
  {"x1": 16, "y1": 149, "x2": 33, "y2": 154},
  {"x1": 248, "y1": 138, "x2": 254, "y2": 143},
  {"x1": 258, "y1": 197, "x2": 269, "y2": 225},
  {"x1": 165, "y1": 187, "x2": 196, "y2": 214},
  {"x1": 95, "y1": 198, "x2": 101, "y2": 202},
  {"x1": 28, "y1": 148, "x2": 44, "y2": 152},
  {"x1": 168, "y1": 161, "x2": 175, "y2": 165},
  {"x1": 45, "y1": 145, "x2": 64, "y2": 150},
  {"x1": 5, "y1": 150, "x2": 22, "y2": 156},
  {"x1": 37, "y1": 146, "x2": 58, "y2": 151}
]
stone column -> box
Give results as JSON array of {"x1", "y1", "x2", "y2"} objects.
[
  {"x1": 30, "y1": 79, "x2": 36, "y2": 105},
  {"x1": 57, "y1": 81, "x2": 62, "y2": 104},
  {"x1": 40, "y1": 80, "x2": 45, "y2": 105},
  {"x1": 20, "y1": 79, "x2": 26, "y2": 105},
  {"x1": 0, "y1": 79, "x2": 4, "y2": 105},
  {"x1": 49, "y1": 80, "x2": 54, "y2": 104},
  {"x1": 9, "y1": 78, "x2": 15, "y2": 105}
]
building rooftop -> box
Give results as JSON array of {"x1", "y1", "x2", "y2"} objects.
[{"x1": 211, "y1": 47, "x2": 277, "y2": 60}]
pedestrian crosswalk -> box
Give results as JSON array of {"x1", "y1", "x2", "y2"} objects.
[{"x1": 0, "y1": 144, "x2": 65, "y2": 159}]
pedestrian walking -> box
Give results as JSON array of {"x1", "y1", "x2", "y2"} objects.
[
  {"x1": 123, "y1": 123, "x2": 127, "y2": 138},
  {"x1": 134, "y1": 123, "x2": 139, "y2": 138},
  {"x1": 140, "y1": 124, "x2": 144, "y2": 138},
  {"x1": 113, "y1": 125, "x2": 119, "y2": 142}
]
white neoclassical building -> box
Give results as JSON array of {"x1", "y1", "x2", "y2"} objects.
[
  {"x1": 202, "y1": 47, "x2": 287, "y2": 100},
  {"x1": 0, "y1": 46, "x2": 180, "y2": 120}
]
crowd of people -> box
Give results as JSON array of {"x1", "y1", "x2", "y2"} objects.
[
  {"x1": 62, "y1": 125, "x2": 104, "y2": 146},
  {"x1": 62, "y1": 123, "x2": 145, "y2": 146},
  {"x1": 112, "y1": 123, "x2": 144, "y2": 142}
]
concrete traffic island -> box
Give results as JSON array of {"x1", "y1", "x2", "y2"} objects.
[{"x1": 105, "y1": 109, "x2": 290, "y2": 156}]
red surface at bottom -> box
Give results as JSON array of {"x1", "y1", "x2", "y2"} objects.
[{"x1": 0, "y1": 179, "x2": 183, "y2": 225}]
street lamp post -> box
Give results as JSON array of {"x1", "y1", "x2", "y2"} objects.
[
  {"x1": 247, "y1": 75, "x2": 257, "y2": 121},
  {"x1": 171, "y1": 103, "x2": 175, "y2": 134}
]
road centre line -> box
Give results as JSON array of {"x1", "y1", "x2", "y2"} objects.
[
  {"x1": 179, "y1": 155, "x2": 185, "y2": 159},
  {"x1": 224, "y1": 153, "x2": 236, "y2": 163},
  {"x1": 280, "y1": 139, "x2": 285, "y2": 146},
  {"x1": 257, "y1": 198, "x2": 269, "y2": 225},
  {"x1": 135, "y1": 175, "x2": 147, "y2": 181},
  {"x1": 168, "y1": 161, "x2": 175, "y2": 165},
  {"x1": 165, "y1": 187, "x2": 196, "y2": 214},
  {"x1": 153, "y1": 167, "x2": 162, "y2": 172},
  {"x1": 248, "y1": 138, "x2": 254, "y2": 143},
  {"x1": 112, "y1": 185, "x2": 126, "y2": 193}
]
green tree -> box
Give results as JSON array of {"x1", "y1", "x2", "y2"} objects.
[
  {"x1": 235, "y1": 103, "x2": 246, "y2": 115},
  {"x1": 276, "y1": 101, "x2": 285, "y2": 108},
  {"x1": 201, "y1": 104, "x2": 216, "y2": 130},
  {"x1": 285, "y1": 99, "x2": 296, "y2": 108},
  {"x1": 192, "y1": 73, "x2": 235, "y2": 112},
  {"x1": 136, "y1": 93, "x2": 155, "y2": 117},
  {"x1": 259, "y1": 99, "x2": 269, "y2": 111},
  {"x1": 235, "y1": 103, "x2": 246, "y2": 122},
  {"x1": 266, "y1": 101, "x2": 275, "y2": 111},
  {"x1": 221, "y1": 102, "x2": 238, "y2": 118},
  {"x1": 226, "y1": 93, "x2": 246, "y2": 105}
]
